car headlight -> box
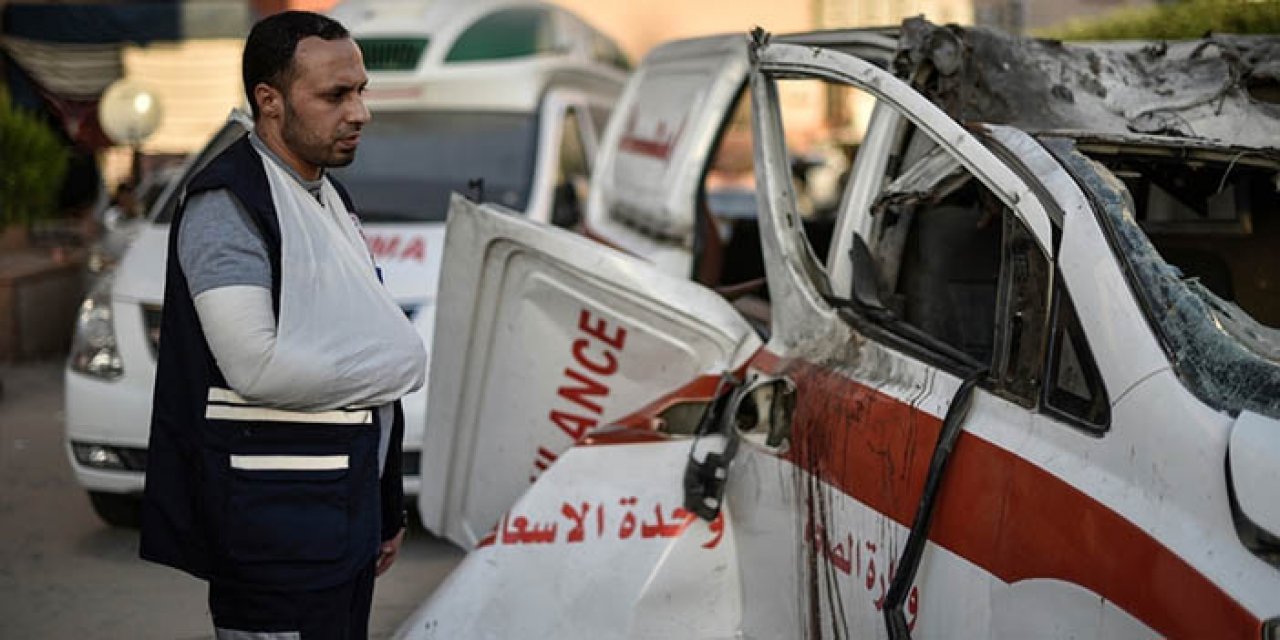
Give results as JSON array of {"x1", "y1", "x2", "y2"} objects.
[{"x1": 68, "y1": 278, "x2": 123, "y2": 380}]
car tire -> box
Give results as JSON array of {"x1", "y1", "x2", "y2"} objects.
[{"x1": 88, "y1": 491, "x2": 140, "y2": 528}]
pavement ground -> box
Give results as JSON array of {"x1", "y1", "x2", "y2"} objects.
[{"x1": 0, "y1": 359, "x2": 464, "y2": 639}]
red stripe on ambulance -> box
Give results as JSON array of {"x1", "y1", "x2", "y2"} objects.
[{"x1": 747, "y1": 351, "x2": 1258, "y2": 639}]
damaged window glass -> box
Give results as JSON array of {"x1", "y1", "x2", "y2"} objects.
[
  {"x1": 863, "y1": 120, "x2": 1050, "y2": 382},
  {"x1": 1044, "y1": 283, "x2": 1109, "y2": 430},
  {"x1": 1043, "y1": 137, "x2": 1280, "y2": 419}
]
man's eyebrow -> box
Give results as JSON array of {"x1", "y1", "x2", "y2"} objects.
[{"x1": 324, "y1": 80, "x2": 367, "y2": 93}]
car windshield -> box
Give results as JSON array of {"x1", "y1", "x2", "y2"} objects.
[
  {"x1": 1043, "y1": 136, "x2": 1280, "y2": 419},
  {"x1": 330, "y1": 110, "x2": 538, "y2": 223}
]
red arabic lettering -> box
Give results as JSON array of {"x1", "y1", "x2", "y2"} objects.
[
  {"x1": 640, "y1": 505, "x2": 696, "y2": 539},
  {"x1": 480, "y1": 497, "x2": 723, "y2": 549},
  {"x1": 873, "y1": 559, "x2": 891, "y2": 610},
  {"x1": 499, "y1": 514, "x2": 557, "y2": 545},
  {"x1": 830, "y1": 534, "x2": 853, "y2": 575},
  {"x1": 617, "y1": 112, "x2": 687, "y2": 162},
  {"x1": 806, "y1": 521, "x2": 854, "y2": 576},
  {"x1": 864, "y1": 541, "x2": 878, "y2": 591},
  {"x1": 619, "y1": 497, "x2": 639, "y2": 539},
  {"x1": 562, "y1": 502, "x2": 590, "y2": 543},
  {"x1": 804, "y1": 514, "x2": 924, "y2": 623}
]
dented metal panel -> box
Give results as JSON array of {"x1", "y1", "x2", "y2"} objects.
[
  {"x1": 420, "y1": 195, "x2": 759, "y2": 547},
  {"x1": 397, "y1": 442, "x2": 742, "y2": 639},
  {"x1": 895, "y1": 18, "x2": 1280, "y2": 149}
]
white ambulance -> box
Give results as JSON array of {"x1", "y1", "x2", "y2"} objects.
[
  {"x1": 401, "y1": 22, "x2": 1280, "y2": 638},
  {"x1": 63, "y1": 0, "x2": 626, "y2": 526}
]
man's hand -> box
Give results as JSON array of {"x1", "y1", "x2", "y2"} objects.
[{"x1": 376, "y1": 528, "x2": 405, "y2": 577}]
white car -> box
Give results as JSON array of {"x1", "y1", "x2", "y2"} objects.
[
  {"x1": 64, "y1": 0, "x2": 626, "y2": 526},
  {"x1": 401, "y1": 22, "x2": 1280, "y2": 638}
]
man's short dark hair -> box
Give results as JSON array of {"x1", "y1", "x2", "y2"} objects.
[{"x1": 242, "y1": 11, "x2": 350, "y2": 119}]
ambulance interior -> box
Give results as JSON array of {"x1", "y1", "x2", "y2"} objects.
[{"x1": 694, "y1": 79, "x2": 1029, "y2": 375}]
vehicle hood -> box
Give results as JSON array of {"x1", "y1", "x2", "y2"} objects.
[
  {"x1": 895, "y1": 17, "x2": 1280, "y2": 150},
  {"x1": 110, "y1": 222, "x2": 445, "y2": 308},
  {"x1": 360, "y1": 222, "x2": 446, "y2": 306}
]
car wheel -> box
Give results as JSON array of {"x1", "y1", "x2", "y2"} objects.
[{"x1": 88, "y1": 491, "x2": 140, "y2": 528}]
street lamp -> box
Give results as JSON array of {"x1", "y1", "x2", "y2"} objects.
[{"x1": 98, "y1": 79, "x2": 164, "y2": 187}]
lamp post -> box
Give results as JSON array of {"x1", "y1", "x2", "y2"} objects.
[{"x1": 98, "y1": 79, "x2": 164, "y2": 188}]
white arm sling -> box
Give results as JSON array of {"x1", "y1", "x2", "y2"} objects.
[{"x1": 195, "y1": 154, "x2": 425, "y2": 411}]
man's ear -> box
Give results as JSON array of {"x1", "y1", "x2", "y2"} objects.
[{"x1": 254, "y1": 83, "x2": 283, "y2": 119}]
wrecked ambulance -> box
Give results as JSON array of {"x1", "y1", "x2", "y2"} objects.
[{"x1": 401, "y1": 20, "x2": 1280, "y2": 639}]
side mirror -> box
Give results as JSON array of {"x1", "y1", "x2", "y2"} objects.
[
  {"x1": 1228, "y1": 411, "x2": 1280, "y2": 543},
  {"x1": 731, "y1": 375, "x2": 796, "y2": 452},
  {"x1": 848, "y1": 233, "x2": 888, "y2": 314},
  {"x1": 550, "y1": 182, "x2": 581, "y2": 228}
]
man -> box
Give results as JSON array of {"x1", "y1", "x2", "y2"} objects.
[{"x1": 140, "y1": 11, "x2": 426, "y2": 639}]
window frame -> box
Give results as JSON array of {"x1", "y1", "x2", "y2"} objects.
[{"x1": 1040, "y1": 274, "x2": 1113, "y2": 434}]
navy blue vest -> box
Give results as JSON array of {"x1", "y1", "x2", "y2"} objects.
[{"x1": 140, "y1": 135, "x2": 406, "y2": 590}]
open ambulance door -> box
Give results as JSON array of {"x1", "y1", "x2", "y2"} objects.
[{"x1": 419, "y1": 195, "x2": 760, "y2": 548}]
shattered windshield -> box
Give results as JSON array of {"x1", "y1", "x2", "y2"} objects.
[{"x1": 1043, "y1": 136, "x2": 1280, "y2": 418}]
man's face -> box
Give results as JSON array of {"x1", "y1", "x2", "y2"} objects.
[{"x1": 278, "y1": 36, "x2": 369, "y2": 170}]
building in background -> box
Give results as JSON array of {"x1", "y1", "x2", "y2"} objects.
[
  {"x1": 0, "y1": 1, "x2": 256, "y2": 194},
  {"x1": 0, "y1": 0, "x2": 347, "y2": 192},
  {"x1": 1, "y1": 0, "x2": 1161, "y2": 195},
  {"x1": 972, "y1": 0, "x2": 1155, "y2": 34}
]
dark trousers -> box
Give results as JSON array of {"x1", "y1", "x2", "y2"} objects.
[{"x1": 209, "y1": 562, "x2": 376, "y2": 640}]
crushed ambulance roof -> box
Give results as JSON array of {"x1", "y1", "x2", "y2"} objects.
[{"x1": 894, "y1": 17, "x2": 1280, "y2": 150}]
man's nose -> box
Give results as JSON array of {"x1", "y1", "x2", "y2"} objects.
[{"x1": 349, "y1": 96, "x2": 370, "y2": 126}]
